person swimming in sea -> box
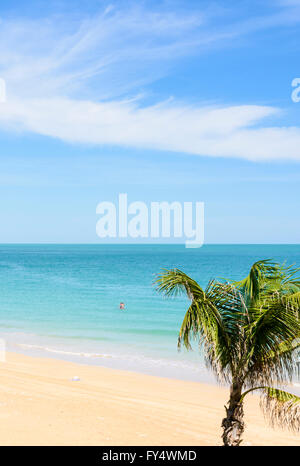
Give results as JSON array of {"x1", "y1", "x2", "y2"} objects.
[{"x1": 119, "y1": 302, "x2": 125, "y2": 310}]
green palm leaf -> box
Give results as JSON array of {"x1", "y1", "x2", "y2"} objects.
[
  {"x1": 156, "y1": 269, "x2": 237, "y2": 380},
  {"x1": 155, "y1": 260, "x2": 300, "y2": 445},
  {"x1": 260, "y1": 388, "x2": 300, "y2": 432},
  {"x1": 233, "y1": 259, "x2": 280, "y2": 304}
]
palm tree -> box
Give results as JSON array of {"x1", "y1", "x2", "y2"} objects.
[{"x1": 155, "y1": 260, "x2": 300, "y2": 446}]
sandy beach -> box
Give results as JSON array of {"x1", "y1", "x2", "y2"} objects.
[{"x1": 0, "y1": 352, "x2": 298, "y2": 446}]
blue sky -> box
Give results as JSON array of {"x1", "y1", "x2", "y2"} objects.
[{"x1": 0, "y1": 0, "x2": 300, "y2": 243}]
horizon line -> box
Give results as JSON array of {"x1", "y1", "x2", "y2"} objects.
[{"x1": 0, "y1": 242, "x2": 299, "y2": 246}]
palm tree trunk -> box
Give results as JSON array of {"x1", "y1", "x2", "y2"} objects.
[{"x1": 221, "y1": 382, "x2": 245, "y2": 446}]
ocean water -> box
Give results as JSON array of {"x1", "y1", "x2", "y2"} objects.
[{"x1": 0, "y1": 244, "x2": 299, "y2": 384}]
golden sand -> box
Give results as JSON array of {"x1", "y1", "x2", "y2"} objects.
[{"x1": 0, "y1": 352, "x2": 298, "y2": 446}]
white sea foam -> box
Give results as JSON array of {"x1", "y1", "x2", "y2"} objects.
[
  {"x1": 10, "y1": 339, "x2": 209, "y2": 383},
  {"x1": 15, "y1": 342, "x2": 200, "y2": 368},
  {"x1": 17, "y1": 343, "x2": 113, "y2": 359}
]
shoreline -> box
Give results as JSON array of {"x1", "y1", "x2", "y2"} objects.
[
  {"x1": 0, "y1": 325, "x2": 217, "y2": 384},
  {"x1": 0, "y1": 351, "x2": 299, "y2": 445},
  {"x1": 4, "y1": 332, "x2": 299, "y2": 390}
]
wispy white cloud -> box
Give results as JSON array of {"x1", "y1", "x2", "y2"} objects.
[
  {"x1": 0, "y1": 2, "x2": 300, "y2": 161},
  {"x1": 0, "y1": 6, "x2": 207, "y2": 99},
  {"x1": 2, "y1": 97, "x2": 298, "y2": 161}
]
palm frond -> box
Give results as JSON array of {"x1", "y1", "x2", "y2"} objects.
[
  {"x1": 156, "y1": 269, "x2": 237, "y2": 381},
  {"x1": 155, "y1": 268, "x2": 205, "y2": 301},
  {"x1": 243, "y1": 295, "x2": 300, "y2": 386},
  {"x1": 282, "y1": 290, "x2": 300, "y2": 314},
  {"x1": 260, "y1": 387, "x2": 300, "y2": 432},
  {"x1": 267, "y1": 337, "x2": 300, "y2": 360},
  {"x1": 233, "y1": 259, "x2": 280, "y2": 304}
]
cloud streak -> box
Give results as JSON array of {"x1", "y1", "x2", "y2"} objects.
[
  {"x1": 2, "y1": 97, "x2": 299, "y2": 161},
  {"x1": 0, "y1": 2, "x2": 300, "y2": 161},
  {"x1": 0, "y1": 6, "x2": 207, "y2": 99}
]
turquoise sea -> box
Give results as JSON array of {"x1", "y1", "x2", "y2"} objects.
[{"x1": 0, "y1": 244, "x2": 299, "y2": 383}]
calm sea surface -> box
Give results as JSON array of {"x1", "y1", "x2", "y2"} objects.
[{"x1": 0, "y1": 244, "x2": 299, "y2": 383}]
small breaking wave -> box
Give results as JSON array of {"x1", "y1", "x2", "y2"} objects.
[
  {"x1": 15, "y1": 341, "x2": 204, "y2": 373},
  {"x1": 16, "y1": 343, "x2": 113, "y2": 359}
]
